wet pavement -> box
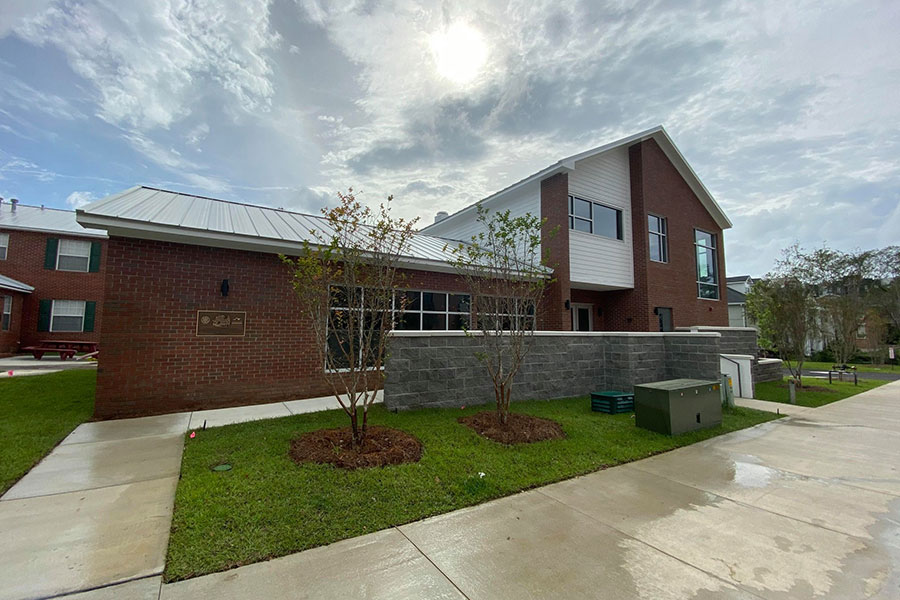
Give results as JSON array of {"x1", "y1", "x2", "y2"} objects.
[
  {"x1": 160, "y1": 380, "x2": 900, "y2": 600},
  {"x1": 4, "y1": 381, "x2": 898, "y2": 599}
]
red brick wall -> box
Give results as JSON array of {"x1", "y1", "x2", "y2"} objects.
[
  {"x1": 0, "y1": 228, "x2": 106, "y2": 349},
  {"x1": 540, "y1": 173, "x2": 571, "y2": 331},
  {"x1": 97, "y1": 237, "x2": 547, "y2": 419},
  {"x1": 591, "y1": 140, "x2": 727, "y2": 331},
  {"x1": 0, "y1": 290, "x2": 26, "y2": 355}
]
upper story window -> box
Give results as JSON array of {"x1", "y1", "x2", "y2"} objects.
[
  {"x1": 1, "y1": 295, "x2": 10, "y2": 331},
  {"x1": 695, "y1": 229, "x2": 719, "y2": 299},
  {"x1": 648, "y1": 215, "x2": 668, "y2": 263},
  {"x1": 45, "y1": 238, "x2": 102, "y2": 272},
  {"x1": 568, "y1": 196, "x2": 623, "y2": 240},
  {"x1": 57, "y1": 239, "x2": 91, "y2": 272},
  {"x1": 0, "y1": 233, "x2": 8, "y2": 260}
]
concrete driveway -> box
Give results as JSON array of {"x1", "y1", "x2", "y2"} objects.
[{"x1": 161, "y1": 381, "x2": 900, "y2": 600}]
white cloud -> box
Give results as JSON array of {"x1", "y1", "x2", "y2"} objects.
[
  {"x1": 65, "y1": 191, "x2": 96, "y2": 208},
  {"x1": 13, "y1": 0, "x2": 279, "y2": 131}
]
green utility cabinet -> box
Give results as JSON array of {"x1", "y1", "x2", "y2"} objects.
[{"x1": 634, "y1": 379, "x2": 722, "y2": 435}]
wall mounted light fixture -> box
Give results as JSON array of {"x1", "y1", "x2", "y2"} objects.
[
  {"x1": 221, "y1": 279, "x2": 230, "y2": 297},
  {"x1": 564, "y1": 299, "x2": 571, "y2": 310}
]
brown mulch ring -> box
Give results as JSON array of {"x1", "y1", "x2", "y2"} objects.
[
  {"x1": 289, "y1": 426, "x2": 423, "y2": 470},
  {"x1": 776, "y1": 383, "x2": 832, "y2": 393},
  {"x1": 458, "y1": 411, "x2": 565, "y2": 445}
]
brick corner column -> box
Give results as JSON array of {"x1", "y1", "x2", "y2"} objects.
[{"x1": 540, "y1": 172, "x2": 571, "y2": 331}]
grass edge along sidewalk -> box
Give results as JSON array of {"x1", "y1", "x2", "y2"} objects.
[
  {"x1": 755, "y1": 377, "x2": 888, "y2": 408},
  {"x1": 166, "y1": 398, "x2": 779, "y2": 581},
  {"x1": 0, "y1": 370, "x2": 96, "y2": 494}
]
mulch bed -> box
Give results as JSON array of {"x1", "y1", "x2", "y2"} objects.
[
  {"x1": 776, "y1": 383, "x2": 832, "y2": 393},
  {"x1": 458, "y1": 411, "x2": 565, "y2": 445},
  {"x1": 289, "y1": 426, "x2": 422, "y2": 469}
]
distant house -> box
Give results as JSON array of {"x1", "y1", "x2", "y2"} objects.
[
  {"x1": 725, "y1": 275, "x2": 753, "y2": 328},
  {"x1": 0, "y1": 199, "x2": 107, "y2": 355}
]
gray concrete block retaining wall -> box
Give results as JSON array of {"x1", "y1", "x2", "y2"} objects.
[
  {"x1": 753, "y1": 358, "x2": 784, "y2": 383},
  {"x1": 384, "y1": 332, "x2": 721, "y2": 411}
]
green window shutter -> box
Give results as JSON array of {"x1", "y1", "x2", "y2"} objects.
[
  {"x1": 38, "y1": 299, "x2": 52, "y2": 331},
  {"x1": 44, "y1": 238, "x2": 59, "y2": 270},
  {"x1": 89, "y1": 242, "x2": 102, "y2": 272},
  {"x1": 83, "y1": 301, "x2": 96, "y2": 332}
]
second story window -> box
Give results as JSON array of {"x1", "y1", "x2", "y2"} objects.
[
  {"x1": 0, "y1": 233, "x2": 8, "y2": 260},
  {"x1": 695, "y1": 229, "x2": 719, "y2": 299},
  {"x1": 568, "y1": 196, "x2": 623, "y2": 240},
  {"x1": 57, "y1": 239, "x2": 91, "y2": 272},
  {"x1": 648, "y1": 215, "x2": 668, "y2": 262},
  {"x1": 45, "y1": 238, "x2": 102, "y2": 272}
]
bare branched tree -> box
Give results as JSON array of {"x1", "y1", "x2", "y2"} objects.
[
  {"x1": 446, "y1": 206, "x2": 555, "y2": 424},
  {"x1": 282, "y1": 190, "x2": 417, "y2": 446}
]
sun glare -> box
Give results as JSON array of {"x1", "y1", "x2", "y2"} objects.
[{"x1": 430, "y1": 23, "x2": 488, "y2": 85}]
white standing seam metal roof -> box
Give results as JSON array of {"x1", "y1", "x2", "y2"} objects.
[
  {"x1": 76, "y1": 186, "x2": 485, "y2": 272},
  {"x1": 0, "y1": 202, "x2": 108, "y2": 238},
  {"x1": 421, "y1": 125, "x2": 732, "y2": 234},
  {"x1": 0, "y1": 274, "x2": 34, "y2": 293}
]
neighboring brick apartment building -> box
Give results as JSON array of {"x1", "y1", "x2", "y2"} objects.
[
  {"x1": 77, "y1": 126, "x2": 731, "y2": 418},
  {"x1": 0, "y1": 199, "x2": 107, "y2": 355}
]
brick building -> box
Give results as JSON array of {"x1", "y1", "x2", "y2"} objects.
[
  {"x1": 0, "y1": 200, "x2": 107, "y2": 355},
  {"x1": 78, "y1": 126, "x2": 732, "y2": 419}
]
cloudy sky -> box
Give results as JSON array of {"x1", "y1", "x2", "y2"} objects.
[{"x1": 0, "y1": 0, "x2": 897, "y2": 276}]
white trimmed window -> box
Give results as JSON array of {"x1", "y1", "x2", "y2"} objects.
[
  {"x1": 1, "y1": 296, "x2": 10, "y2": 331},
  {"x1": 0, "y1": 233, "x2": 8, "y2": 260},
  {"x1": 57, "y1": 239, "x2": 91, "y2": 272},
  {"x1": 51, "y1": 300, "x2": 86, "y2": 332}
]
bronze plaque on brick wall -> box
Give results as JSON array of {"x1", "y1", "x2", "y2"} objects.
[{"x1": 196, "y1": 310, "x2": 246, "y2": 336}]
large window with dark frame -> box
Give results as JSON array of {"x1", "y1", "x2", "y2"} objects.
[
  {"x1": 648, "y1": 215, "x2": 668, "y2": 263},
  {"x1": 326, "y1": 287, "x2": 472, "y2": 370},
  {"x1": 474, "y1": 297, "x2": 536, "y2": 331},
  {"x1": 694, "y1": 229, "x2": 719, "y2": 299},
  {"x1": 568, "y1": 196, "x2": 623, "y2": 240}
]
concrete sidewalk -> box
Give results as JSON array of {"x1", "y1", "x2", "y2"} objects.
[{"x1": 159, "y1": 380, "x2": 900, "y2": 600}]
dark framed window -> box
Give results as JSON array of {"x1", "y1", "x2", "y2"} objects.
[
  {"x1": 648, "y1": 215, "x2": 668, "y2": 263},
  {"x1": 694, "y1": 229, "x2": 719, "y2": 299},
  {"x1": 568, "y1": 196, "x2": 623, "y2": 240}
]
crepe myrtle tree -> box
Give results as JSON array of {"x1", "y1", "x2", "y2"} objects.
[
  {"x1": 446, "y1": 205, "x2": 556, "y2": 425},
  {"x1": 282, "y1": 190, "x2": 417, "y2": 447},
  {"x1": 746, "y1": 275, "x2": 816, "y2": 387}
]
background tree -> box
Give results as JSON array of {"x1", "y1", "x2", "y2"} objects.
[
  {"x1": 282, "y1": 190, "x2": 417, "y2": 446},
  {"x1": 446, "y1": 206, "x2": 554, "y2": 425},
  {"x1": 746, "y1": 275, "x2": 816, "y2": 386}
]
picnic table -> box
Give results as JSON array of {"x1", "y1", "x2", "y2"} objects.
[{"x1": 22, "y1": 340, "x2": 99, "y2": 361}]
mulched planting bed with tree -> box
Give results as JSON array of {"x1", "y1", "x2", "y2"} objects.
[
  {"x1": 289, "y1": 426, "x2": 422, "y2": 469},
  {"x1": 165, "y1": 398, "x2": 779, "y2": 582},
  {"x1": 458, "y1": 411, "x2": 565, "y2": 444}
]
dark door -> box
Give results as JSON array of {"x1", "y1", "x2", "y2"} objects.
[
  {"x1": 657, "y1": 307, "x2": 673, "y2": 332},
  {"x1": 574, "y1": 306, "x2": 591, "y2": 331}
]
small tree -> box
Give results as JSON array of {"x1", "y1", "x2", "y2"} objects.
[
  {"x1": 282, "y1": 190, "x2": 417, "y2": 446},
  {"x1": 446, "y1": 206, "x2": 554, "y2": 424},
  {"x1": 746, "y1": 276, "x2": 815, "y2": 386}
]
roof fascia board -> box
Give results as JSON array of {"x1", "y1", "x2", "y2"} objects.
[{"x1": 0, "y1": 222, "x2": 107, "y2": 238}]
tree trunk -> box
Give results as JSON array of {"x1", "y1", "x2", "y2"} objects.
[
  {"x1": 497, "y1": 382, "x2": 508, "y2": 425},
  {"x1": 349, "y1": 405, "x2": 360, "y2": 448}
]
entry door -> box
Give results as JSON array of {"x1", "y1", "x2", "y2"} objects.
[
  {"x1": 657, "y1": 307, "x2": 673, "y2": 332},
  {"x1": 572, "y1": 304, "x2": 593, "y2": 331}
]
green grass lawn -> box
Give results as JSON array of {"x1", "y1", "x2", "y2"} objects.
[
  {"x1": 755, "y1": 377, "x2": 888, "y2": 407},
  {"x1": 166, "y1": 399, "x2": 780, "y2": 581},
  {"x1": 798, "y1": 361, "x2": 897, "y2": 374},
  {"x1": 0, "y1": 370, "x2": 96, "y2": 494}
]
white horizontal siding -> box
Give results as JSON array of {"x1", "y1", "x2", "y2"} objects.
[
  {"x1": 567, "y1": 146, "x2": 634, "y2": 288},
  {"x1": 423, "y1": 182, "x2": 541, "y2": 243}
]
